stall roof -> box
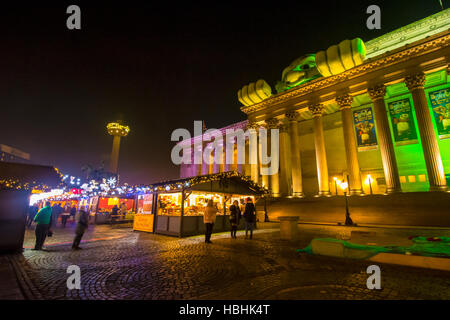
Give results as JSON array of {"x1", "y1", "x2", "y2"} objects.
[
  {"x1": 0, "y1": 162, "x2": 62, "y2": 190},
  {"x1": 151, "y1": 171, "x2": 268, "y2": 195}
]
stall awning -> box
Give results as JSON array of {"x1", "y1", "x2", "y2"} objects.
[{"x1": 151, "y1": 171, "x2": 268, "y2": 195}]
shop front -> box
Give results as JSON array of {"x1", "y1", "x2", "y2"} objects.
[
  {"x1": 79, "y1": 195, "x2": 135, "y2": 224},
  {"x1": 133, "y1": 193, "x2": 155, "y2": 232},
  {"x1": 133, "y1": 172, "x2": 267, "y2": 237}
]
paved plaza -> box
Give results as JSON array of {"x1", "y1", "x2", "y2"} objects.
[{"x1": 3, "y1": 222, "x2": 450, "y2": 300}]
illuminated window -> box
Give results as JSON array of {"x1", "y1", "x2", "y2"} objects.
[
  {"x1": 399, "y1": 176, "x2": 407, "y2": 183},
  {"x1": 408, "y1": 175, "x2": 416, "y2": 183},
  {"x1": 418, "y1": 174, "x2": 427, "y2": 182}
]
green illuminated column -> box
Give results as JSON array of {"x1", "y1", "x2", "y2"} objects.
[
  {"x1": 368, "y1": 84, "x2": 402, "y2": 193},
  {"x1": 309, "y1": 104, "x2": 331, "y2": 196},
  {"x1": 285, "y1": 111, "x2": 304, "y2": 197},
  {"x1": 336, "y1": 94, "x2": 363, "y2": 195},
  {"x1": 265, "y1": 118, "x2": 280, "y2": 197},
  {"x1": 405, "y1": 73, "x2": 447, "y2": 191}
]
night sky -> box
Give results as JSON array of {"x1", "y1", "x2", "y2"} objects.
[{"x1": 0, "y1": 1, "x2": 445, "y2": 184}]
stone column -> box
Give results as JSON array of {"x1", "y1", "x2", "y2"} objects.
[
  {"x1": 265, "y1": 118, "x2": 280, "y2": 197},
  {"x1": 368, "y1": 84, "x2": 402, "y2": 193},
  {"x1": 244, "y1": 140, "x2": 251, "y2": 176},
  {"x1": 201, "y1": 143, "x2": 211, "y2": 175},
  {"x1": 212, "y1": 148, "x2": 220, "y2": 174},
  {"x1": 222, "y1": 147, "x2": 230, "y2": 172},
  {"x1": 247, "y1": 122, "x2": 260, "y2": 183},
  {"x1": 278, "y1": 123, "x2": 291, "y2": 196},
  {"x1": 308, "y1": 104, "x2": 331, "y2": 196},
  {"x1": 336, "y1": 94, "x2": 363, "y2": 195},
  {"x1": 285, "y1": 111, "x2": 304, "y2": 197},
  {"x1": 405, "y1": 73, "x2": 447, "y2": 191}
]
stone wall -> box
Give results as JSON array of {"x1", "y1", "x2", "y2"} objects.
[{"x1": 258, "y1": 192, "x2": 450, "y2": 228}]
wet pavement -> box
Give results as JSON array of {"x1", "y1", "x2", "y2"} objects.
[{"x1": 3, "y1": 222, "x2": 450, "y2": 300}]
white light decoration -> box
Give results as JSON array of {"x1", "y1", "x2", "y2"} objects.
[
  {"x1": 107, "y1": 177, "x2": 117, "y2": 187},
  {"x1": 29, "y1": 189, "x2": 64, "y2": 205}
]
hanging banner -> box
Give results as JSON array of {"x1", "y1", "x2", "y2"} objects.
[
  {"x1": 428, "y1": 88, "x2": 450, "y2": 140},
  {"x1": 387, "y1": 98, "x2": 418, "y2": 145},
  {"x1": 353, "y1": 107, "x2": 378, "y2": 150}
]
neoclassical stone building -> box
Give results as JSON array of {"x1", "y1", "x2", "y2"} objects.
[{"x1": 179, "y1": 10, "x2": 450, "y2": 198}]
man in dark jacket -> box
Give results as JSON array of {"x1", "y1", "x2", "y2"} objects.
[
  {"x1": 33, "y1": 201, "x2": 52, "y2": 250},
  {"x1": 27, "y1": 204, "x2": 38, "y2": 229},
  {"x1": 72, "y1": 209, "x2": 89, "y2": 250},
  {"x1": 229, "y1": 200, "x2": 241, "y2": 239},
  {"x1": 243, "y1": 197, "x2": 256, "y2": 239}
]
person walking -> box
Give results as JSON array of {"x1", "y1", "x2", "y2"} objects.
[
  {"x1": 70, "y1": 205, "x2": 77, "y2": 223},
  {"x1": 27, "y1": 204, "x2": 38, "y2": 229},
  {"x1": 243, "y1": 197, "x2": 256, "y2": 239},
  {"x1": 72, "y1": 209, "x2": 89, "y2": 250},
  {"x1": 229, "y1": 200, "x2": 241, "y2": 239},
  {"x1": 111, "y1": 205, "x2": 119, "y2": 223},
  {"x1": 33, "y1": 201, "x2": 52, "y2": 250},
  {"x1": 203, "y1": 199, "x2": 217, "y2": 244},
  {"x1": 119, "y1": 202, "x2": 128, "y2": 219},
  {"x1": 61, "y1": 206, "x2": 70, "y2": 228}
]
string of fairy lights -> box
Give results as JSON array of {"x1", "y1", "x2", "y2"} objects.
[{"x1": 1, "y1": 168, "x2": 268, "y2": 203}]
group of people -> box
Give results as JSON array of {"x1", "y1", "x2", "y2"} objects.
[
  {"x1": 111, "y1": 202, "x2": 128, "y2": 221},
  {"x1": 27, "y1": 203, "x2": 77, "y2": 229},
  {"x1": 30, "y1": 197, "x2": 257, "y2": 250},
  {"x1": 203, "y1": 197, "x2": 257, "y2": 243},
  {"x1": 31, "y1": 202, "x2": 89, "y2": 251}
]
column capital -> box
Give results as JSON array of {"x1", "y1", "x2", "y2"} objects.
[
  {"x1": 335, "y1": 94, "x2": 354, "y2": 110},
  {"x1": 405, "y1": 72, "x2": 426, "y2": 91},
  {"x1": 285, "y1": 111, "x2": 299, "y2": 122},
  {"x1": 308, "y1": 103, "x2": 325, "y2": 117},
  {"x1": 279, "y1": 123, "x2": 289, "y2": 133},
  {"x1": 265, "y1": 118, "x2": 280, "y2": 129},
  {"x1": 245, "y1": 121, "x2": 260, "y2": 130},
  {"x1": 368, "y1": 84, "x2": 386, "y2": 101}
]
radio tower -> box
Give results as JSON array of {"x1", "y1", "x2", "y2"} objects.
[{"x1": 107, "y1": 121, "x2": 130, "y2": 175}]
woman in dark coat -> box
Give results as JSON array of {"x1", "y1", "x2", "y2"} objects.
[
  {"x1": 243, "y1": 197, "x2": 256, "y2": 239},
  {"x1": 229, "y1": 200, "x2": 241, "y2": 239}
]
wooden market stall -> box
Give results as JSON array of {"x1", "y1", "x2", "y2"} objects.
[
  {"x1": 133, "y1": 172, "x2": 267, "y2": 237},
  {"x1": 0, "y1": 162, "x2": 62, "y2": 252},
  {"x1": 79, "y1": 195, "x2": 135, "y2": 224}
]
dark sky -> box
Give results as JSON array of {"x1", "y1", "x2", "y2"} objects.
[{"x1": 0, "y1": 0, "x2": 445, "y2": 184}]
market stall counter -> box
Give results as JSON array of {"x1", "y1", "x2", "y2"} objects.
[{"x1": 132, "y1": 171, "x2": 268, "y2": 237}]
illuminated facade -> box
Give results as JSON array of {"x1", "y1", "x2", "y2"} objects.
[{"x1": 179, "y1": 9, "x2": 450, "y2": 197}]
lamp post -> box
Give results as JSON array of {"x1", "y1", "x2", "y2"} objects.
[{"x1": 340, "y1": 181, "x2": 355, "y2": 226}]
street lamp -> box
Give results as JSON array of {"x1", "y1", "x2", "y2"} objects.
[
  {"x1": 340, "y1": 181, "x2": 355, "y2": 226},
  {"x1": 365, "y1": 174, "x2": 373, "y2": 195}
]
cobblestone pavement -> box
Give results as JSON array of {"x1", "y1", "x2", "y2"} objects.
[{"x1": 5, "y1": 222, "x2": 450, "y2": 300}]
